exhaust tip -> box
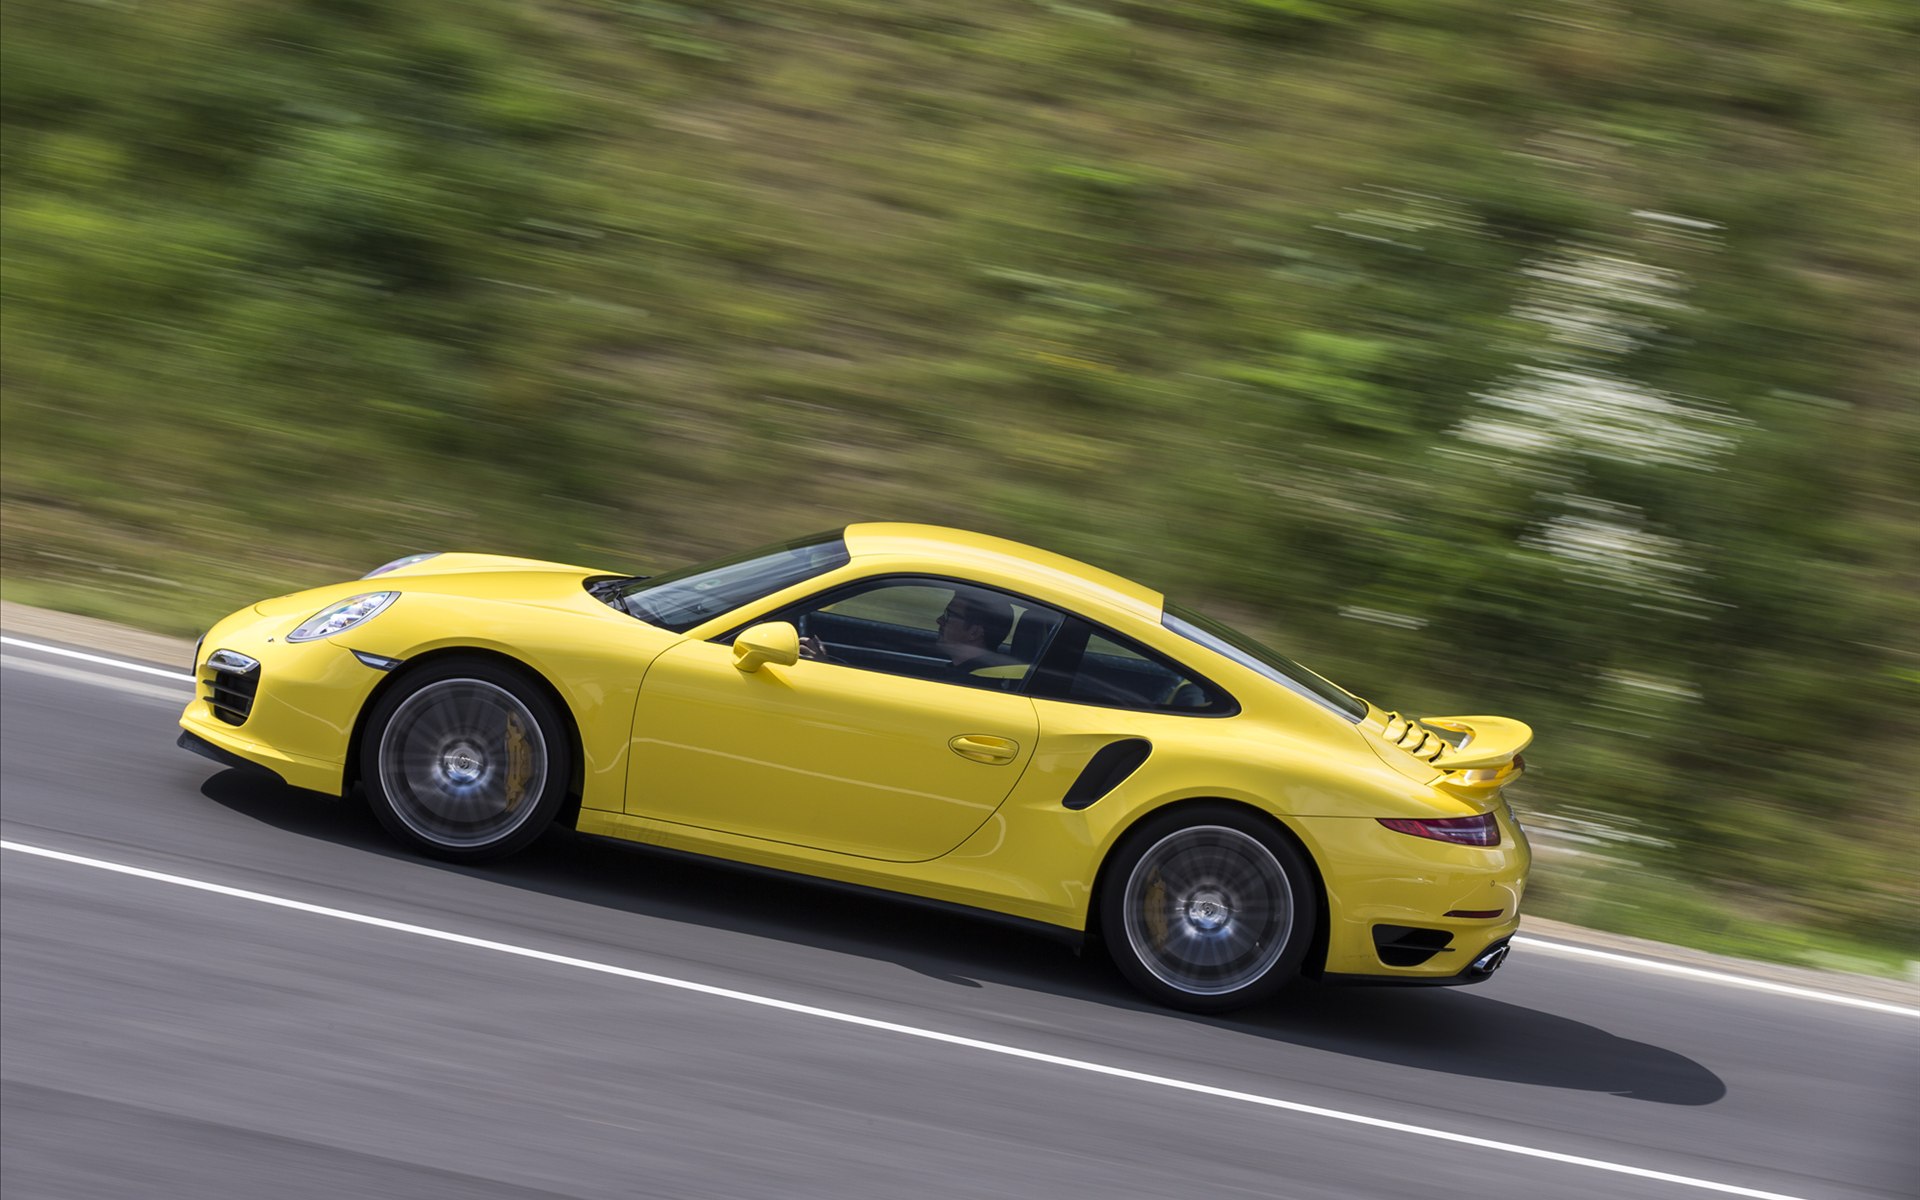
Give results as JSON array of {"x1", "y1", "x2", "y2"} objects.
[{"x1": 1470, "y1": 943, "x2": 1510, "y2": 975}]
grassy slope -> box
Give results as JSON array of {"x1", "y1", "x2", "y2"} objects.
[{"x1": 3, "y1": 0, "x2": 1915, "y2": 970}]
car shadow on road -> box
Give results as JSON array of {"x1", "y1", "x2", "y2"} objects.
[
  {"x1": 201, "y1": 770, "x2": 1726, "y2": 1107},
  {"x1": 1244, "y1": 986, "x2": 1726, "y2": 1104}
]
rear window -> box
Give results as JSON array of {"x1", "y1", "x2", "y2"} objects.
[
  {"x1": 1164, "y1": 603, "x2": 1367, "y2": 721},
  {"x1": 616, "y1": 532, "x2": 849, "y2": 633}
]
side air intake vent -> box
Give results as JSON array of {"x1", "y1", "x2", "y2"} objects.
[{"x1": 1062, "y1": 739, "x2": 1151, "y2": 811}]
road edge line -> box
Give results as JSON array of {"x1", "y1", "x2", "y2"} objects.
[
  {"x1": 0, "y1": 635, "x2": 194, "y2": 683},
  {"x1": 1513, "y1": 936, "x2": 1918, "y2": 1019}
]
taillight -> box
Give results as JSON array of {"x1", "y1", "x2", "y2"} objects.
[{"x1": 1377, "y1": 813, "x2": 1501, "y2": 847}]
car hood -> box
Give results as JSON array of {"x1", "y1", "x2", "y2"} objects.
[{"x1": 250, "y1": 554, "x2": 623, "y2": 621}]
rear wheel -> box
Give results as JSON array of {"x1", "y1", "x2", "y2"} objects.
[
  {"x1": 360, "y1": 658, "x2": 570, "y2": 862},
  {"x1": 1100, "y1": 806, "x2": 1316, "y2": 1012}
]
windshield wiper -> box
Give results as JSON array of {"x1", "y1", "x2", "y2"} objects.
[{"x1": 585, "y1": 575, "x2": 643, "y2": 613}]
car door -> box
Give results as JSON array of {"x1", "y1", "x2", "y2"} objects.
[{"x1": 623, "y1": 579, "x2": 1051, "y2": 862}]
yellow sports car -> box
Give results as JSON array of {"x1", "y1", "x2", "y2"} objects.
[{"x1": 178, "y1": 524, "x2": 1531, "y2": 1011}]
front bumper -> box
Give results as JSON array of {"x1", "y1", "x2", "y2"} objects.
[
  {"x1": 177, "y1": 605, "x2": 385, "y2": 795},
  {"x1": 177, "y1": 728, "x2": 287, "y2": 785}
]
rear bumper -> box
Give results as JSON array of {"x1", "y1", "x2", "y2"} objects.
[
  {"x1": 1293, "y1": 810, "x2": 1530, "y2": 980},
  {"x1": 1322, "y1": 937, "x2": 1514, "y2": 987}
]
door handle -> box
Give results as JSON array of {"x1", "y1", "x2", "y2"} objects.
[{"x1": 949, "y1": 734, "x2": 1019, "y2": 765}]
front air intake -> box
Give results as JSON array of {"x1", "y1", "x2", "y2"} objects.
[{"x1": 202, "y1": 649, "x2": 260, "y2": 726}]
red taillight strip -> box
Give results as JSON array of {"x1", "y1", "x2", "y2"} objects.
[{"x1": 1376, "y1": 813, "x2": 1501, "y2": 847}]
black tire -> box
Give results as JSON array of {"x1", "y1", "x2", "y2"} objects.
[
  {"x1": 359, "y1": 657, "x2": 571, "y2": 862},
  {"x1": 1099, "y1": 804, "x2": 1318, "y2": 1013}
]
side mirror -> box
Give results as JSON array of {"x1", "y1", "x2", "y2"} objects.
[{"x1": 732, "y1": 621, "x2": 800, "y2": 673}]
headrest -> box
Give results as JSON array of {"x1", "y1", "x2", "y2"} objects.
[{"x1": 1007, "y1": 610, "x2": 1060, "y2": 660}]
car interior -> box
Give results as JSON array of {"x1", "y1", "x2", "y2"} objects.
[{"x1": 779, "y1": 581, "x2": 1224, "y2": 711}]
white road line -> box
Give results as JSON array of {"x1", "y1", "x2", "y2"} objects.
[
  {"x1": 0, "y1": 654, "x2": 192, "y2": 704},
  {"x1": 0, "y1": 636, "x2": 194, "y2": 682},
  {"x1": 0, "y1": 839, "x2": 1812, "y2": 1200},
  {"x1": 1515, "y1": 937, "x2": 1919, "y2": 1020},
  {"x1": 4, "y1": 636, "x2": 1913, "y2": 1022}
]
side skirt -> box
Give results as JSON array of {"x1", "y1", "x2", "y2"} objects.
[{"x1": 571, "y1": 812, "x2": 1086, "y2": 952}]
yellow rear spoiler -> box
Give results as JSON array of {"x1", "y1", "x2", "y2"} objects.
[{"x1": 1421, "y1": 715, "x2": 1533, "y2": 770}]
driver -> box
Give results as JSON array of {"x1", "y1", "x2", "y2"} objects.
[
  {"x1": 934, "y1": 591, "x2": 1021, "y2": 682},
  {"x1": 799, "y1": 586, "x2": 1027, "y2": 686}
]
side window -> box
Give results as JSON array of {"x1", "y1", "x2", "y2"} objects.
[
  {"x1": 819, "y1": 583, "x2": 952, "y2": 629},
  {"x1": 1029, "y1": 618, "x2": 1233, "y2": 714},
  {"x1": 775, "y1": 577, "x2": 1062, "y2": 692}
]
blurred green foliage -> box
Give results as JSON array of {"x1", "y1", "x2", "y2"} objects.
[{"x1": 3, "y1": 0, "x2": 1915, "y2": 964}]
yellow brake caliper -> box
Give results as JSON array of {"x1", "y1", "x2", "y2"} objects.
[
  {"x1": 504, "y1": 712, "x2": 531, "y2": 813},
  {"x1": 1143, "y1": 870, "x2": 1170, "y2": 949}
]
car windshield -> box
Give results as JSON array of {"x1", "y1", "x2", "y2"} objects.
[
  {"x1": 615, "y1": 532, "x2": 850, "y2": 633},
  {"x1": 1163, "y1": 603, "x2": 1368, "y2": 721}
]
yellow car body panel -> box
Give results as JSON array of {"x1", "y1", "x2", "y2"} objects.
[
  {"x1": 627, "y1": 640, "x2": 1040, "y2": 861},
  {"x1": 180, "y1": 524, "x2": 1532, "y2": 986},
  {"x1": 180, "y1": 608, "x2": 380, "y2": 794},
  {"x1": 185, "y1": 571, "x2": 679, "y2": 809}
]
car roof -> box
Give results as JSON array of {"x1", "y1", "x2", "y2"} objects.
[{"x1": 843, "y1": 523, "x2": 1165, "y2": 622}]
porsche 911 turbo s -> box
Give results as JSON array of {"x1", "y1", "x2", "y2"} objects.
[{"x1": 179, "y1": 524, "x2": 1531, "y2": 1011}]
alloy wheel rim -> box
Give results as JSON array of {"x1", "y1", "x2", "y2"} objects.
[
  {"x1": 1122, "y1": 825, "x2": 1293, "y2": 996},
  {"x1": 377, "y1": 679, "x2": 546, "y2": 848}
]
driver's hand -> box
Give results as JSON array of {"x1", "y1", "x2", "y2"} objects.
[{"x1": 799, "y1": 635, "x2": 828, "y2": 661}]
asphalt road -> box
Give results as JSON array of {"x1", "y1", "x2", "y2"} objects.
[{"x1": 2, "y1": 635, "x2": 1915, "y2": 1200}]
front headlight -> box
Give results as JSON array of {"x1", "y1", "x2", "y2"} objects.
[{"x1": 288, "y1": 592, "x2": 398, "y2": 642}]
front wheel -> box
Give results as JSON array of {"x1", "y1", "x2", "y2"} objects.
[
  {"x1": 360, "y1": 658, "x2": 571, "y2": 862},
  {"x1": 1099, "y1": 807, "x2": 1317, "y2": 1012}
]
